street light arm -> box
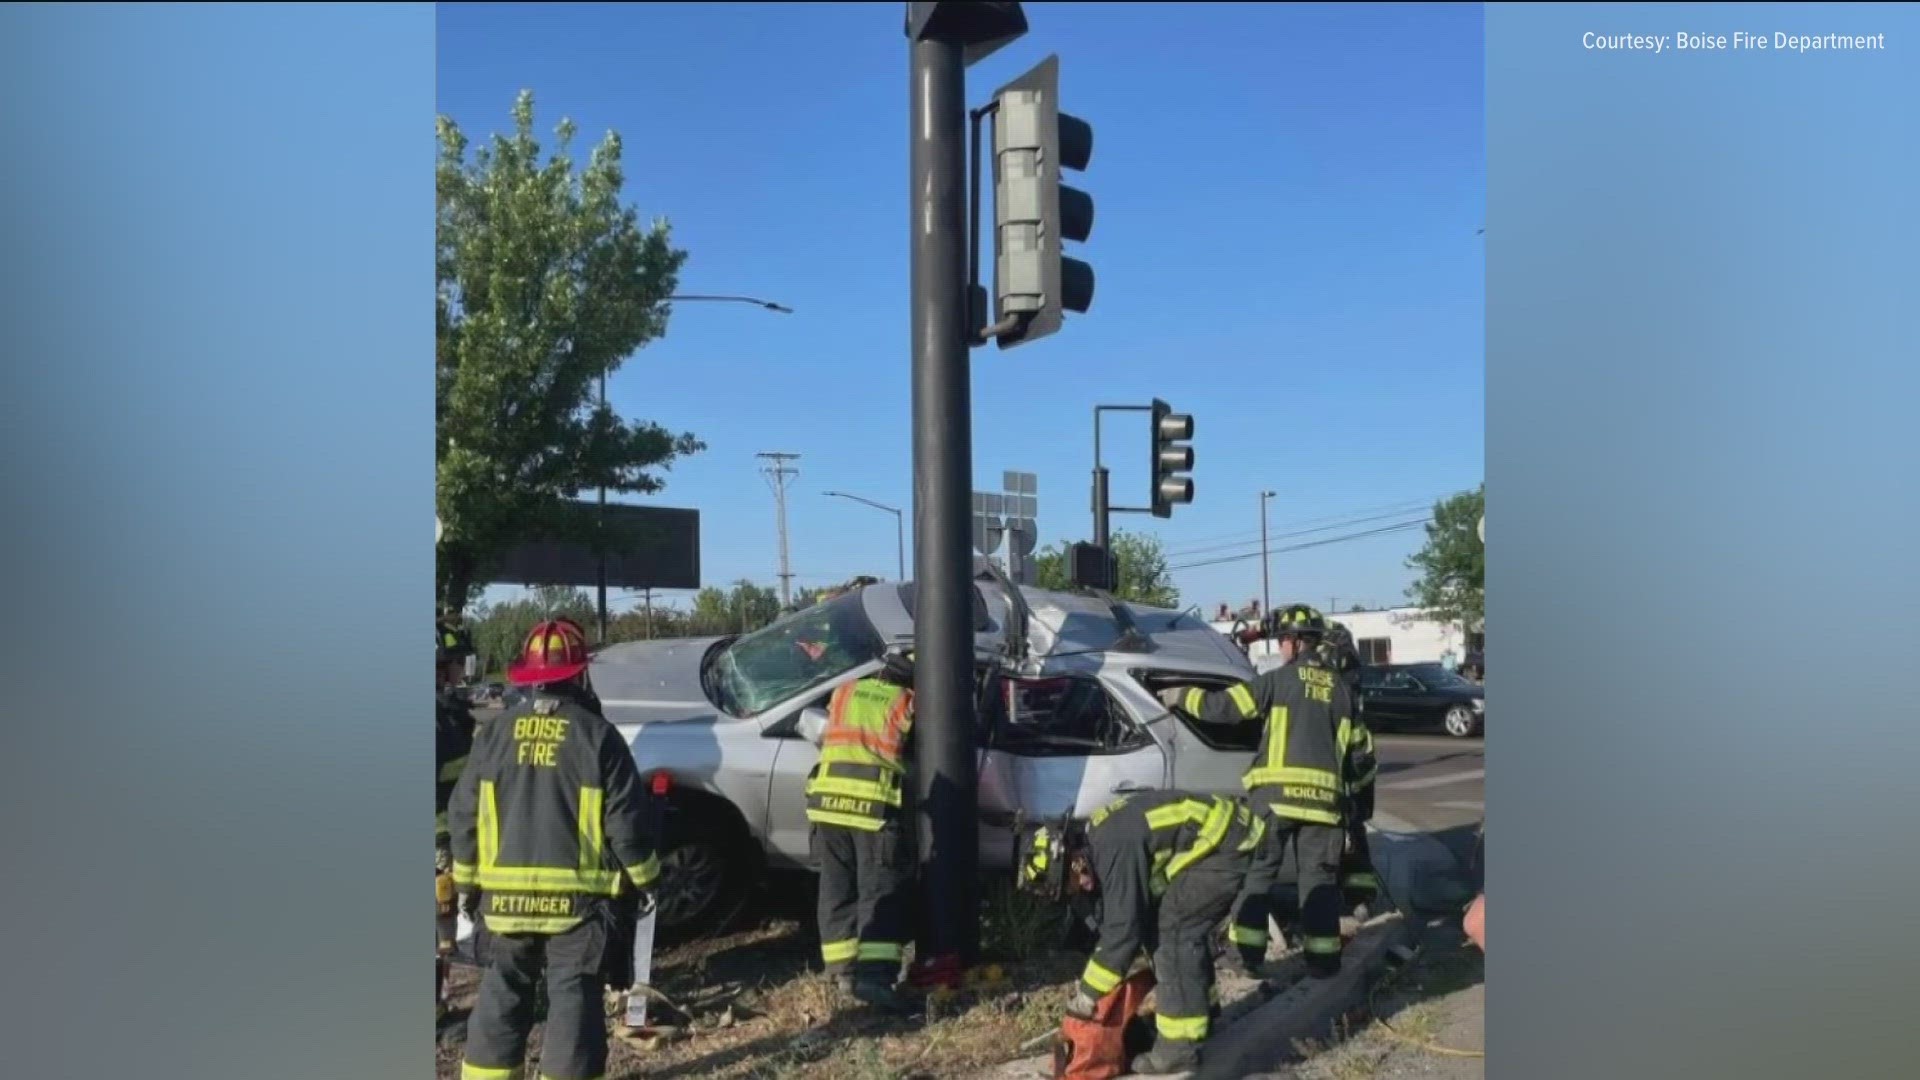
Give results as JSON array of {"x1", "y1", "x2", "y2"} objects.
[
  {"x1": 824, "y1": 491, "x2": 902, "y2": 516},
  {"x1": 665, "y1": 293, "x2": 795, "y2": 314}
]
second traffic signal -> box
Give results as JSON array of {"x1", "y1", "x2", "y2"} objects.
[
  {"x1": 989, "y1": 54, "x2": 1094, "y2": 350},
  {"x1": 1150, "y1": 398, "x2": 1194, "y2": 518}
]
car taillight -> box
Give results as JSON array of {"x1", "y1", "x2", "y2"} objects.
[{"x1": 649, "y1": 771, "x2": 673, "y2": 797}]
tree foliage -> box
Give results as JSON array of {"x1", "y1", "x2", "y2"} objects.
[
  {"x1": 685, "y1": 580, "x2": 782, "y2": 637},
  {"x1": 436, "y1": 90, "x2": 701, "y2": 609},
  {"x1": 1032, "y1": 530, "x2": 1181, "y2": 609},
  {"x1": 1404, "y1": 485, "x2": 1484, "y2": 629}
]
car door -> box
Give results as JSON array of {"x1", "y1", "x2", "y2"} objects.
[
  {"x1": 1365, "y1": 669, "x2": 1423, "y2": 724},
  {"x1": 974, "y1": 672, "x2": 1170, "y2": 868}
]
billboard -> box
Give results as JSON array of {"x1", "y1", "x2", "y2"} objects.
[{"x1": 480, "y1": 502, "x2": 700, "y2": 591}]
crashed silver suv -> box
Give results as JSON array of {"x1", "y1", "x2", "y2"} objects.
[{"x1": 589, "y1": 566, "x2": 1267, "y2": 935}]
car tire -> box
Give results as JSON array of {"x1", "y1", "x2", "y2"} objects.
[
  {"x1": 1443, "y1": 704, "x2": 1481, "y2": 738},
  {"x1": 652, "y1": 805, "x2": 754, "y2": 944}
]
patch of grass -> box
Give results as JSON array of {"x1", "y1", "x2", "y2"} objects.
[{"x1": 978, "y1": 880, "x2": 1073, "y2": 959}]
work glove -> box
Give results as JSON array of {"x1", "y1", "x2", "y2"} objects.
[
  {"x1": 1064, "y1": 986, "x2": 1100, "y2": 1021},
  {"x1": 1156, "y1": 687, "x2": 1187, "y2": 711},
  {"x1": 633, "y1": 889, "x2": 658, "y2": 921}
]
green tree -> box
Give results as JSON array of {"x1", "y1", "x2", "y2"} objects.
[
  {"x1": 1032, "y1": 530, "x2": 1181, "y2": 608},
  {"x1": 436, "y1": 90, "x2": 701, "y2": 610},
  {"x1": 1404, "y1": 485, "x2": 1484, "y2": 629},
  {"x1": 685, "y1": 580, "x2": 782, "y2": 636}
]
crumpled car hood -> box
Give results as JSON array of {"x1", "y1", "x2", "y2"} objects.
[{"x1": 589, "y1": 636, "x2": 728, "y2": 726}]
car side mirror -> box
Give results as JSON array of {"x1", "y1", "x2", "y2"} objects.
[{"x1": 796, "y1": 706, "x2": 829, "y2": 748}]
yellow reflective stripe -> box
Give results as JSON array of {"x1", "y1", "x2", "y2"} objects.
[
  {"x1": 1343, "y1": 872, "x2": 1380, "y2": 888},
  {"x1": 1337, "y1": 716, "x2": 1353, "y2": 757},
  {"x1": 804, "y1": 774, "x2": 904, "y2": 805},
  {"x1": 1181, "y1": 687, "x2": 1207, "y2": 716},
  {"x1": 806, "y1": 809, "x2": 886, "y2": 831},
  {"x1": 439, "y1": 757, "x2": 468, "y2": 783},
  {"x1": 1145, "y1": 799, "x2": 1209, "y2": 830},
  {"x1": 1303, "y1": 935, "x2": 1343, "y2": 955},
  {"x1": 478, "y1": 781, "x2": 500, "y2": 871},
  {"x1": 1267, "y1": 706, "x2": 1290, "y2": 770},
  {"x1": 1245, "y1": 765, "x2": 1340, "y2": 789},
  {"x1": 1348, "y1": 765, "x2": 1378, "y2": 790},
  {"x1": 626, "y1": 854, "x2": 660, "y2": 889},
  {"x1": 578, "y1": 786, "x2": 604, "y2": 875},
  {"x1": 822, "y1": 939, "x2": 859, "y2": 964},
  {"x1": 461, "y1": 1063, "x2": 524, "y2": 1080},
  {"x1": 1229, "y1": 924, "x2": 1268, "y2": 946},
  {"x1": 1269, "y1": 803, "x2": 1343, "y2": 827},
  {"x1": 1081, "y1": 959, "x2": 1123, "y2": 995},
  {"x1": 1239, "y1": 812, "x2": 1268, "y2": 853},
  {"x1": 857, "y1": 942, "x2": 903, "y2": 961},
  {"x1": 1156, "y1": 1013, "x2": 1209, "y2": 1041},
  {"x1": 475, "y1": 866, "x2": 621, "y2": 894},
  {"x1": 483, "y1": 914, "x2": 582, "y2": 934},
  {"x1": 1227, "y1": 683, "x2": 1257, "y2": 718},
  {"x1": 1165, "y1": 798, "x2": 1233, "y2": 879},
  {"x1": 451, "y1": 861, "x2": 478, "y2": 885}
]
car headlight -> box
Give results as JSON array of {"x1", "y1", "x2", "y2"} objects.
[{"x1": 1470, "y1": 699, "x2": 1484, "y2": 712}]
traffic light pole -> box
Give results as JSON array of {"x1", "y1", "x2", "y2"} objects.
[
  {"x1": 1092, "y1": 404, "x2": 1155, "y2": 542},
  {"x1": 909, "y1": 21, "x2": 979, "y2": 971}
]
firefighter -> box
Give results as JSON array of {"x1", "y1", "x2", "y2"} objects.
[
  {"x1": 449, "y1": 618, "x2": 661, "y2": 1080},
  {"x1": 435, "y1": 613, "x2": 477, "y2": 1019},
  {"x1": 1321, "y1": 622, "x2": 1381, "y2": 913},
  {"x1": 802, "y1": 650, "x2": 917, "y2": 1012},
  {"x1": 1156, "y1": 603, "x2": 1373, "y2": 979},
  {"x1": 1015, "y1": 791, "x2": 1265, "y2": 1075}
]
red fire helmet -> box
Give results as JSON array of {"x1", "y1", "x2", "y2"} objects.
[{"x1": 508, "y1": 618, "x2": 591, "y2": 687}]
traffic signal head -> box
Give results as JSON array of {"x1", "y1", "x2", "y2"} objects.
[
  {"x1": 990, "y1": 54, "x2": 1094, "y2": 350},
  {"x1": 1150, "y1": 398, "x2": 1195, "y2": 518}
]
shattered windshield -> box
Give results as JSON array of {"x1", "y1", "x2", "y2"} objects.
[{"x1": 710, "y1": 592, "x2": 886, "y2": 717}]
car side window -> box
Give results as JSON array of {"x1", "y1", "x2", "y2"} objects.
[{"x1": 993, "y1": 677, "x2": 1149, "y2": 757}]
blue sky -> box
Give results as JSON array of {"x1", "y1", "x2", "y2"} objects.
[{"x1": 437, "y1": 1, "x2": 1483, "y2": 617}]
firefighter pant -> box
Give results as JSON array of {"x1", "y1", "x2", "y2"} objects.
[
  {"x1": 812, "y1": 817, "x2": 912, "y2": 984},
  {"x1": 461, "y1": 910, "x2": 609, "y2": 1080},
  {"x1": 1341, "y1": 822, "x2": 1381, "y2": 905},
  {"x1": 1230, "y1": 815, "x2": 1346, "y2": 975},
  {"x1": 1150, "y1": 860, "x2": 1243, "y2": 1048}
]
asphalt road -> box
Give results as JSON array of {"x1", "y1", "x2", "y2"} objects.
[{"x1": 1370, "y1": 733, "x2": 1485, "y2": 836}]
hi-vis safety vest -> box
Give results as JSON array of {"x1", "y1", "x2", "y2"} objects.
[{"x1": 804, "y1": 678, "x2": 914, "y2": 831}]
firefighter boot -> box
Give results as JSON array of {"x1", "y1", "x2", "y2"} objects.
[
  {"x1": 850, "y1": 977, "x2": 912, "y2": 1015},
  {"x1": 1131, "y1": 1039, "x2": 1202, "y2": 1075}
]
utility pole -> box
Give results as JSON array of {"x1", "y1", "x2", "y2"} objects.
[
  {"x1": 1260, "y1": 490, "x2": 1275, "y2": 616},
  {"x1": 906, "y1": 0, "x2": 1026, "y2": 977},
  {"x1": 757, "y1": 452, "x2": 800, "y2": 608}
]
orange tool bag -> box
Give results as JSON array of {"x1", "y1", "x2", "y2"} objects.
[{"x1": 1053, "y1": 970, "x2": 1157, "y2": 1080}]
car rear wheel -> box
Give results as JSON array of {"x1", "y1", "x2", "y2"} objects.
[
  {"x1": 652, "y1": 809, "x2": 754, "y2": 942},
  {"x1": 1444, "y1": 704, "x2": 1481, "y2": 738}
]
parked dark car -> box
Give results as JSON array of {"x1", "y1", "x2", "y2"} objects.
[{"x1": 1357, "y1": 662, "x2": 1485, "y2": 738}]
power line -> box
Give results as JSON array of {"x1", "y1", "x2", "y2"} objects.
[
  {"x1": 1161, "y1": 498, "x2": 1439, "y2": 557},
  {"x1": 1165, "y1": 505, "x2": 1435, "y2": 560},
  {"x1": 1168, "y1": 518, "x2": 1431, "y2": 572}
]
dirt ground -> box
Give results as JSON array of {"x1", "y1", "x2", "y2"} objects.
[{"x1": 436, "y1": 886, "x2": 1097, "y2": 1080}]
